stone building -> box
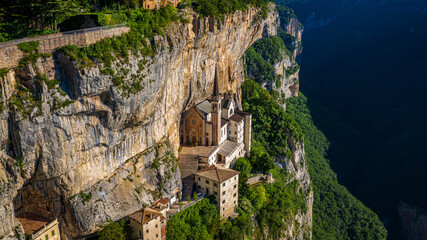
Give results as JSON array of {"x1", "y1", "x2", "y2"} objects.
[
  {"x1": 16, "y1": 214, "x2": 60, "y2": 240},
  {"x1": 129, "y1": 207, "x2": 166, "y2": 240},
  {"x1": 180, "y1": 68, "x2": 252, "y2": 168},
  {"x1": 194, "y1": 165, "x2": 239, "y2": 218},
  {"x1": 141, "y1": 0, "x2": 181, "y2": 9}
]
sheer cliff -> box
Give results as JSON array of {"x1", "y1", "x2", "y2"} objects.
[{"x1": 0, "y1": 6, "x2": 279, "y2": 239}]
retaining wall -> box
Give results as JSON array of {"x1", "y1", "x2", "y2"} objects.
[{"x1": 0, "y1": 26, "x2": 130, "y2": 69}]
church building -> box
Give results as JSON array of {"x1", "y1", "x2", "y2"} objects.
[{"x1": 179, "y1": 68, "x2": 252, "y2": 168}]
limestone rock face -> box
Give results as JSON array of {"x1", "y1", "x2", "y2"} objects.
[
  {"x1": 0, "y1": 6, "x2": 278, "y2": 239},
  {"x1": 283, "y1": 17, "x2": 303, "y2": 58},
  {"x1": 399, "y1": 203, "x2": 427, "y2": 240},
  {"x1": 272, "y1": 16, "x2": 303, "y2": 101},
  {"x1": 273, "y1": 53, "x2": 300, "y2": 100},
  {"x1": 280, "y1": 138, "x2": 313, "y2": 240}
]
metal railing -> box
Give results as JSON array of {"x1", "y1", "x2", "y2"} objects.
[
  {"x1": 167, "y1": 195, "x2": 207, "y2": 219},
  {"x1": 0, "y1": 23, "x2": 128, "y2": 49}
]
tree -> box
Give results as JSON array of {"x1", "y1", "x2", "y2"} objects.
[
  {"x1": 248, "y1": 185, "x2": 267, "y2": 211},
  {"x1": 232, "y1": 157, "x2": 252, "y2": 180},
  {"x1": 46, "y1": 0, "x2": 79, "y2": 31},
  {"x1": 98, "y1": 220, "x2": 130, "y2": 240}
]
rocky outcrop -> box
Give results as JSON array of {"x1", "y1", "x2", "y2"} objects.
[
  {"x1": 272, "y1": 52, "x2": 300, "y2": 100},
  {"x1": 399, "y1": 203, "x2": 427, "y2": 240},
  {"x1": 272, "y1": 16, "x2": 303, "y2": 101},
  {"x1": 280, "y1": 137, "x2": 313, "y2": 240},
  {"x1": 0, "y1": 5, "x2": 278, "y2": 239},
  {"x1": 283, "y1": 17, "x2": 303, "y2": 58}
]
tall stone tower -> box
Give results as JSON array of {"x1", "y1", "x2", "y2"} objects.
[{"x1": 211, "y1": 66, "x2": 223, "y2": 145}]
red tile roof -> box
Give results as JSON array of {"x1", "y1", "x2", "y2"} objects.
[
  {"x1": 16, "y1": 212, "x2": 52, "y2": 235},
  {"x1": 128, "y1": 208, "x2": 161, "y2": 224},
  {"x1": 194, "y1": 165, "x2": 239, "y2": 183}
]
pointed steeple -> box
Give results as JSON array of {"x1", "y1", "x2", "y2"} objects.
[{"x1": 213, "y1": 65, "x2": 219, "y2": 97}]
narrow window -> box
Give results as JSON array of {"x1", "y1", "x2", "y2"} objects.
[
  {"x1": 222, "y1": 182, "x2": 225, "y2": 187},
  {"x1": 206, "y1": 180, "x2": 209, "y2": 184},
  {"x1": 222, "y1": 200, "x2": 225, "y2": 204},
  {"x1": 233, "y1": 193, "x2": 236, "y2": 197},
  {"x1": 222, "y1": 191, "x2": 226, "y2": 196},
  {"x1": 51, "y1": 230, "x2": 55, "y2": 236},
  {"x1": 45, "y1": 235, "x2": 48, "y2": 240},
  {"x1": 234, "y1": 185, "x2": 237, "y2": 189}
]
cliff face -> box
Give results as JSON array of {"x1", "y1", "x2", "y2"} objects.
[
  {"x1": 272, "y1": 16, "x2": 303, "y2": 101},
  {"x1": 399, "y1": 203, "x2": 427, "y2": 240},
  {"x1": 0, "y1": 6, "x2": 278, "y2": 239},
  {"x1": 280, "y1": 139, "x2": 313, "y2": 239}
]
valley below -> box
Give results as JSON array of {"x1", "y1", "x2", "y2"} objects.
[{"x1": 284, "y1": 0, "x2": 427, "y2": 238}]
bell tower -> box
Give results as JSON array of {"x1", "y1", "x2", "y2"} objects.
[{"x1": 211, "y1": 65, "x2": 223, "y2": 145}]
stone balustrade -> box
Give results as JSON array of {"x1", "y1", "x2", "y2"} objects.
[{"x1": 0, "y1": 25, "x2": 130, "y2": 69}]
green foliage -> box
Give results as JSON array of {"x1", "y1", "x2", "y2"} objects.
[
  {"x1": 79, "y1": 191, "x2": 92, "y2": 202},
  {"x1": 286, "y1": 94, "x2": 387, "y2": 239},
  {"x1": 7, "y1": 84, "x2": 43, "y2": 118},
  {"x1": 285, "y1": 64, "x2": 300, "y2": 78},
  {"x1": 98, "y1": 220, "x2": 131, "y2": 240},
  {"x1": 245, "y1": 47, "x2": 276, "y2": 84},
  {"x1": 167, "y1": 199, "x2": 220, "y2": 240},
  {"x1": 193, "y1": 0, "x2": 271, "y2": 19},
  {"x1": 17, "y1": 41, "x2": 52, "y2": 67},
  {"x1": 232, "y1": 158, "x2": 251, "y2": 181},
  {"x1": 98, "y1": 12, "x2": 128, "y2": 26},
  {"x1": 36, "y1": 74, "x2": 60, "y2": 89},
  {"x1": 152, "y1": 158, "x2": 160, "y2": 169},
  {"x1": 252, "y1": 36, "x2": 287, "y2": 64},
  {"x1": 59, "y1": 5, "x2": 182, "y2": 97},
  {"x1": 0, "y1": 68, "x2": 9, "y2": 79},
  {"x1": 242, "y1": 79, "x2": 303, "y2": 156},
  {"x1": 275, "y1": 78, "x2": 282, "y2": 88},
  {"x1": 17, "y1": 41, "x2": 40, "y2": 54},
  {"x1": 235, "y1": 152, "x2": 308, "y2": 239},
  {"x1": 278, "y1": 28, "x2": 297, "y2": 55},
  {"x1": 15, "y1": 158, "x2": 24, "y2": 171}
]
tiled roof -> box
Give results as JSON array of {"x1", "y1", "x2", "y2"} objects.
[
  {"x1": 129, "y1": 208, "x2": 161, "y2": 224},
  {"x1": 217, "y1": 140, "x2": 241, "y2": 157},
  {"x1": 195, "y1": 165, "x2": 239, "y2": 183},
  {"x1": 235, "y1": 109, "x2": 252, "y2": 116},
  {"x1": 228, "y1": 113, "x2": 245, "y2": 122},
  {"x1": 16, "y1": 212, "x2": 52, "y2": 235},
  {"x1": 221, "y1": 118, "x2": 228, "y2": 127},
  {"x1": 196, "y1": 100, "x2": 212, "y2": 114},
  {"x1": 157, "y1": 198, "x2": 170, "y2": 205}
]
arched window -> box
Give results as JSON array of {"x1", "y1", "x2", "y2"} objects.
[{"x1": 230, "y1": 108, "x2": 233, "y2": 115}]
